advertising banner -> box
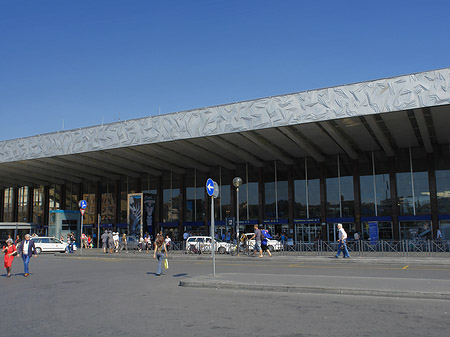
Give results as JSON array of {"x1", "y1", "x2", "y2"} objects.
[
  {"x1": 128, "y1": 193, "x2": 143, "y2": 238},
  {"x1": 143, "y1": 193, "x2": 156, "y2": 236},
  {"x1": 368, "y1": 221, "x2": 379, "y2": 244}
]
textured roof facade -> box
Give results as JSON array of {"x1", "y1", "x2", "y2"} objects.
[{"x1": 1, "y1": 68, "x2": 449, "y2": 163}]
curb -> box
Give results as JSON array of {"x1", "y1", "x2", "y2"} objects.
[
  {"x1": 179, "y1": 279, "x2": 450, "y2": 301},
  {"x1": 53, "y1": 253, "x2": 450, "y2": 265}
]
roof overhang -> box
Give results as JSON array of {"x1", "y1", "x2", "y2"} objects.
[{"x1": 1, "y1": 68, "x2": 449, "y2": 187}]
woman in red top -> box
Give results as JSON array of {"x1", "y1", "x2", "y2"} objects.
[{"x1": 3, "y1": 238, "x2": 17, "y2": 278}]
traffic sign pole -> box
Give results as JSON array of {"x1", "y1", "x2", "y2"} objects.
[
  {"x1": 78, "y1": 200, "x2": 87, "y2": 255},
  {"x1": 211, "y1": 195, "x2": 215, "y2": 277},
  {"x1": 206, "y1": 178, "x2": 219, "y2": 278},
  {"x1": 80, "y1": 210, "x2": 84, "y2": 255}
]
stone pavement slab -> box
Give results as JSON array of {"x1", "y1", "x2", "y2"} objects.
[
  {"x1": 179, "y1": 272, "x2": 450, "y2": 300},
  {"x1": 58, "y1": 249, "x2": 450, "y2": 265}
]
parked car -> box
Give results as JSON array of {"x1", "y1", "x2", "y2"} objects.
[
  {"x1": 119, "y1": 236, "x2": 143, "y2": 251},
  {"x1": 186, "y1": 236, "x2": 231, "y2": 254},
  {"x1": 244, "y1": 233, "x2": 282, "y2": 252},
  {"x1": 31, "y1": 236, "x2": 68, "y2": 254}
]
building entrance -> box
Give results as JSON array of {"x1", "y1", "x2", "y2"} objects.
[
  {"x1": 399, "y1": 221, "x2": 431, "y2": 241},
  {"x1": 327, "y1": 223, "x2": 356, "y2": 242},
  {"x1": 295, "y1": 223, "x2": 321, "y2": 243}
]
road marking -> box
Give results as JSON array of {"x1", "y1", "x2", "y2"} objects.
[{"x1": 402, "y1": 265, "x2": 409, "y2": 270}]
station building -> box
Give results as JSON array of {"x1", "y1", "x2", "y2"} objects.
[{"x1": 1, "y1": 68, "x2": 450, "y2": 243}]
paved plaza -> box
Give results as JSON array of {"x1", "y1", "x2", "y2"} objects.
[{"x1": 1, "y1": 253, "x2": 449, "y2": 336}]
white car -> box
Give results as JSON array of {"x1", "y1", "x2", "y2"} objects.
[
  {"x1": 31, "y1": 237, "x2": 68, "y2": 254},
  {"x1": 244, "y1": 233, "x2": 282, "y2": 252},
  {"x1": 185, "y1": 236, "x2": 231, "y2": 254}
]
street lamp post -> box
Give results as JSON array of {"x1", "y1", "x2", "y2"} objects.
[{"x1": 233, "y1": 177, "x2": 242, "y2": 255}]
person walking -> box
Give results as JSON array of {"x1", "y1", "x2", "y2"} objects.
[
  {"x1": 108, "y1": 231, "x2": 114, "y2": 254},
  {"x1": 153, "y1": 235, "x2": 168, "y2": 276},
  {"x1": 335, "y1": 223, "x2": 350, "y2": 258},
  {"x1": 3, "y1": 238, "x2": 17, "y2": 277},
  {"x1": 17, "y1": 234, "x2": 37, "y2": 277},
  {"x1": 260, "y1": 229, "x2": 272, "y2": 257},
  {"x1": 101, "y1": 231, "x2": 109, "y2": 253},
  {"x1": 122, "y1": 232, "x2": 127, "y2": 252},
  {"x1": 164, "y1": 235, "x2": 172, "y2": 251},
  {"x1": 251, "y1": 224, "x2": 263, "y2": 258}
]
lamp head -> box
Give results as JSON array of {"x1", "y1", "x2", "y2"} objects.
[{"x1": 233, "y1": 177, "x2": 242, "y2": 188}]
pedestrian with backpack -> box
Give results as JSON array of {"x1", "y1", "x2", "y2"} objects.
[{"x1": 261, "y1": 229, "x2": 272, "y2": 257}]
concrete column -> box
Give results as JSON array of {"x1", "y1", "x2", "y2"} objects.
[
  {"x1": 319, "y1": 162, "x2": 328, "y2": 240},
  {"x1": 60, "y1": 184, "x2": 66, "y2": 210},
  {"x1": 12, "y1": 187, "x2": 19, "y2": 222},
  {"x1": 96, "y1": 181, "x2": 102, "y2": 225},
  {"x1": 156, "y1": 175, "x2": 163, "y2": 234},
  {"x1": 0, "y1": 188, "x2": 4, "y2": 222},
  {"x1": 258, "y1": 166, "x2": 264, "y2": 224},
  {"x1": 353, "y1": 159, "x2": 361, "y2": 234},
  {"x1": 115, "y1": 180, "x2": 120, "y2": 227},
  {"x1": 43, "y1": 185, "x2": 50, "y2": 227},
  {"x1": 179, "y1": 174, "x2": 186, "y2": 241},
  {"x1": 287, "y1": 164, "x2": 295, "y2": 233},
  {"x1": 230, "y1": 170, "x2": 236, "y2": 220},
  {"x1": 427, "y1": 152, "x2": 439, "y2": 239},
  {"x1": 27, "y1": 186, "x2": 34, "y2": 223},
  {"x1": 389, "y1": 159, "x2": 399, "y2": 240}
]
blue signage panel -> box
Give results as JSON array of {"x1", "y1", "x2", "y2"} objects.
[
  {"x1": 263, "y1": 219, "x2": 289, "y2": 224},
  {"x1": 206, "y1": 178, "x2": 215, "y2": 197},
  {"x1": 294, "y1": 218, "x2": 321, "y2": 224},
  {"x1": 368, "y1": 221, "x2": 379, "y2": 244}
]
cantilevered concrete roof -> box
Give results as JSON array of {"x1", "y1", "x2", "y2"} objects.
[{"x1": 0, "y1": 68, "x2": 449, "y2": 187}]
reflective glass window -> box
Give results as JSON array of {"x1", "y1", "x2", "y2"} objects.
[
  {"x1": 436, "y1": 170, "x2": 450, "y2": 213},
  {"x1": 4, "y1": 188, "x2": 14, "y2": 222},
  {"x1": 33, "y1": 186, "x2": 44, "y2": 225},
  {"x1": 162, "y1": 172, "x2": 181, "y2": 223},
  {"x1": 82, "y1": 180, "x2": 97, "y2": 225},
  {"x1": 101, "y1": 179, "x2": 116, "y2": 224},
  {"x1": 18, "y1": 186, "x2": 29, "y2": 222}
]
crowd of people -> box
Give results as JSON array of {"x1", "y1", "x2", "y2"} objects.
[{"x1": 2, "y1": 224, "x2": 356, "y2": 278}]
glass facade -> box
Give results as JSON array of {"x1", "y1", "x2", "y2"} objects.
[
  {"x1": 4, "y1": 188, "x2": 14, "y2": 222},
  {"x1": 326, "y1": 155, "x2": 354, "y2": 218},
  {"x1": 33, "y1": 186, "x2": 44, "y2": 225},
  {"x1": 162, "y1": 172, "x2": 181, "y2": 223},
  {"x1": 360, "y1": 152, "x2": 391, "y2": 217},
  {"x1": 0, "y1": 145, "x2": 445, "y2": 242},
  {"x1": 397, "y1": 149, "x2": 431, "y2": 216},
  {"x1": 17, "y1": 186, "x2": 29, "y2": 222},
  {"x1": 120, "y1": 177, "x2": 139, "y2": 223},
  {"x1": 294, "y1": 158, "x2": 321, "y2": 219},
  {"x1": 436, "y1": 170, "x2": 450, "y2": 214},
  {"x1": 186, "y1": 169, "x2": 206, "y2": 222},
  {"x1": 101, "y1": 179, "x2": 116, "y2": 224},
  {"x1": 49, "y1": 184, "x2": 61, "y2": 211},
  {"x1": 65, "y1": 183, "x2": 79, "y2": 211},
  {"x1": 82, "y1": 180, "x2": 97, "y2": 225}
]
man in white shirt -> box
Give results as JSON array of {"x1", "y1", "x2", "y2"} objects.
[
  {"x1": 335, "y1": 223, "x2": 350, "y2": 258},
  {"x1": 17, "y1": 233, "x2": 38, "y2": 277}
]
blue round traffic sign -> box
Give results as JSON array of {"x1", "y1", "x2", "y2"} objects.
[
  {"x1": 206, "y1": 178, "x2": 215, "y2": 197},
  {"x1": 79, "y1": 200, "x2": 87, "y2": 210}
]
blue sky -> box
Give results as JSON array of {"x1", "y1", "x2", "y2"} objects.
[{"x1": 1, "y1": 0, "x2": 449, "y2": 141}]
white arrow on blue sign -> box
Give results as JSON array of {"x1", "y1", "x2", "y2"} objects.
[
  {"x1": 79, "y1": 200, "x2": 87, "y2": 210},
  {"x1": 206, "y1": 178, "x2": 215, "y2": 197}
]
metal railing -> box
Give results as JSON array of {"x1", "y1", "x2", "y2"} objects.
[{"x1": 280, "y1": 240, "x2": 450, "y2": 257}]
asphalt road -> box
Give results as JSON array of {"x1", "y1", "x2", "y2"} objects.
[{"x1": 1, "y1": 254, "x2": 449, "y2": 337}]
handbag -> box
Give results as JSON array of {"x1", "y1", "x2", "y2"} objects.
[{"x1": 164, "y1": 258, "x2": 169, "y2": 270}]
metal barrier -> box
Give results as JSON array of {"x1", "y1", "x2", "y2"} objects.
[{"x1": 290, "y1": 240, "x2": 450, "y2": 257}]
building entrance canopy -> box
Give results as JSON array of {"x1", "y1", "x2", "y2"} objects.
[{"x1": 0, "y1": 68, "x2": 449, "y2": 186}]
